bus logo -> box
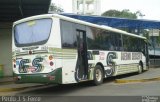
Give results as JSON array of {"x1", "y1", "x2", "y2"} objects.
[
  {"x1": 107, "y1": 52, "x2": 117, "y2": 66},
  {"x1": 19, "y1": 58, "x2": 43, "y2": 73},
  {"x1": 106, "y1": 52, "x2": 117, "y2": 76}
]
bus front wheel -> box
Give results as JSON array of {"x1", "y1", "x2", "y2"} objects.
[
  {"x1": 93, "y1": 65, "x2": 104, "y2": 85},
  {"x1": 138, "y1": 63, "x2": 143, "y2": 74}
]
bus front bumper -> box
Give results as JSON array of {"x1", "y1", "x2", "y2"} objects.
[{"x1": 13, "y1": 68, "x2": 62, "y2": 84}]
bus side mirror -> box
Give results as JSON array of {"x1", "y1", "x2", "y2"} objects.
[{"x1": 145, "y1": 40, "x2": 153, "y2": 50}]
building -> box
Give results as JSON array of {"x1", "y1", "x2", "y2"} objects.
[{"x1": 72, "y1": 0, "x2": 101, "y2": 15}]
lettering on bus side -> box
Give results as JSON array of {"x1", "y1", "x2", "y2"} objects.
[
  {"x1": 121, "y1": 52, "x2": 131, "y2": 60},
  {"x1": 132, "y1": 52, "x2": 142, "y2": 60},
  {"x1": 19, "y1": 58, "x2": 43, "y2": 73},
  {"x1": 107, "y1": 52, "x2": 117, "y2": 66},
  {"x1": 121, "y1": 52, "x2": 142, "y2": 60},
  {"x1": 99, "y1": 52, "x2": 105, "y2": 60},
  {"x1": 105, "y1": 52, "x2": 117, "y2": 76}
]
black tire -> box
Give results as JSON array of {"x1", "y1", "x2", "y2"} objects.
[{"x1": 93, "y1": 65, "x2": 104, "y2": 85}]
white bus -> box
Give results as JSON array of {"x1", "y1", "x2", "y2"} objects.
[{"x1": 12, "y1": 14, "x2": 149, "y2": 85}]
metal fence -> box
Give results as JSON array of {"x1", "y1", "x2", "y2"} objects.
[{"x1": 150, "y1": 59, "x2": 160, "y2": 67}]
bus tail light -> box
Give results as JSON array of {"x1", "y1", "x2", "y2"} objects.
[
  {"x1": 14, "y1": 64, "x2": 16, "y2": 68},
  {"x1": 50, "y1": 61, "x2": 54, "y2": 66},
  {"x1": 48, "y1": 75, "x2": 55, "y2": 80},
  {"x1": 49, "y1": 55, "x2": 53, "y2": 60},
  {"x1": 13, "y1": 59, "x2": 16, "y2": 63},
  {"x1": 29, "y1": 51, "x2": 32, "y2": 55}
]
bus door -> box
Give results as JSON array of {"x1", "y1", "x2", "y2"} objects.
[{"x1": 76, "y1": 29, "x2": 88, "y2": 80}]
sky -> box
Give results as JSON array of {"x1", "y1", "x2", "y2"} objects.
[{"x1": 52, "y1": 0, "x2": 160, "y2": 20}]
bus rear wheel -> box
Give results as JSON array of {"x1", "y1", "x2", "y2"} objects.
[{"x1": 93, "y1": 65, "x2": 104, "y2": 85}]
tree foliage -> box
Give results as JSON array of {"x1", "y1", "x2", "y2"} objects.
[
  {"x1": 49, "y1": 3, "x2": 63, "y2": 13},
  {"x1": 101, "y1": 9, "x2": 144, "y2": 19}
]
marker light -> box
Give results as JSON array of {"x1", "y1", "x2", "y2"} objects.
[
  {"x1": 49, "y1": 55, "x2": 53, "y2": 60},
  {"x1": 50, "y1": 61, "x2": 54, "y2": 66},
  {"x1": 48, "y1": 76, "x2": 55, "y2": 80},
  {"x1": 29, "y1": 51, "x2": 32, "y2": 55},
  {"x1": 13, "y1": 59, "x2": 16, "y2": 63},
  {"x1": 14, "y1": 64, "x2": 16, "y2": 68}
]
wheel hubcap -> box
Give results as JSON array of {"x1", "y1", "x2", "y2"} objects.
[
  {"x1": 96, "y1": 69, "x2": 102, "y2": 81},
  {"x1": 139, "y1": 65, "x2": 142, "y2": 73}
]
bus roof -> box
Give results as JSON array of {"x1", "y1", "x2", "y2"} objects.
[{"x1": 14, "y1": 14, "x2": 146, "y2": 39}]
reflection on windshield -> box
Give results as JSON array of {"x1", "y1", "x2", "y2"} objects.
[{"x1": 14, "y1": 18, "x2": 52, "y2": 47}]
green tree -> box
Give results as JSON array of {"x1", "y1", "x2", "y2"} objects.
[
  {"x1": 101, "y1": 9, "x2": 122, "y2": 18},
  {"x1": 49, "y1": 3, "x2": 63, "y2": 13},
  {"x1": 101, "y1": 9, "x2": 148, "y2": 37},
  {"x1": 101, "y1": 9, "x2": 144, "y2": 19}
]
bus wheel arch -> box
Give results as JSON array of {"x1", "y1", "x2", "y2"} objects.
[{"x1": 93, "y1": 63, "x2": 104, "y2": 85}]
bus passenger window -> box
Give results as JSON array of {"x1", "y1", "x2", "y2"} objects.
[{"x1": 60, "y1": 20, "x2": 77, "y2": 48}]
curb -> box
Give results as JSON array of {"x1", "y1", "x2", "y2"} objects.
[
  {"x1": 0, "y1": 77, "x2": 14, "y2": 85},
  {"x1": 115, "y1": 77, "x2": 160, "y2": 84},
  {"x1": 0, "y1": 85, "x2": 44, "y2": 92},
  {"x1": 0, "y1": 81, "x2": 14, "y2": 85},
  {"x1": 0, "y1": 87, "x2": 28, "y2": 92}
]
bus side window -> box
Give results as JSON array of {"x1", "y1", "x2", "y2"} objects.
[{"x1": 60, "y1": 20, "x2": 77, "y2": 48}]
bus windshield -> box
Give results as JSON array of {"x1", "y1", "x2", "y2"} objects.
[{"x1": 14, "y1": 18, "x2": 52, "y2": 47}]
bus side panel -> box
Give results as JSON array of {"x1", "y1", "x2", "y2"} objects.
[
  {"x1": 87, "y1": 50, "x2": 141, "y2": 77},
  {"x1": 113, "y1": 52, "x2": 140, "y2": 76},
  {"x1": 62, "y1": 52, "x2": 78, "y2": 84},
  {"x1": 49, "y1": 17, "x2": 62, "y2": 47},
  {"x1": 92, "y1": 51, "x2": 144, "y2": 77},
  {"x1": 49, "y1": 17, "x2": 63, "y2": 84},
  {"x1": 60, "y1": 20, "x2": 78, "y2": 84}
]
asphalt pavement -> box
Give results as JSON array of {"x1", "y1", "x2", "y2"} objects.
[{"x1": 115, "y1": 68, "x2": 160, "y2": 83}]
